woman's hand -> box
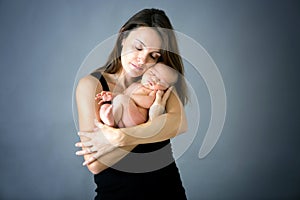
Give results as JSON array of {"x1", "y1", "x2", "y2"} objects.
[
  {"x1": 149, "y1": 86, "x2": 173, "y2": 120},
  {"x1": 75, "y1": 120, "x2": 119, "y2": 166}
]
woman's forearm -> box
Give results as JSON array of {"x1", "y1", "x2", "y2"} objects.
[
  {"x1": 119, "y1": 109, "x2": 187, "y2": 146},
  {"x1": 87, "y1": 145, "x2": 136, "y2": 174},
  {"x1": 89, "y1": 107, "x2": 186, "y2": 174},
  {"x1": 110, "y1": 92, "x2": 188, "y2": 146}
]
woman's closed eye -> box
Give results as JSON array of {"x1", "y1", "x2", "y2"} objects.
[
  {"x1": 150, "y1": 53, "x2": 160, "y2": 60},
  {"x1": 135, "y1": 45, "x2": 142, "y2": 51}
]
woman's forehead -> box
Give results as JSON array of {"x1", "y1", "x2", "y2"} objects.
[{"x1": 127, "y1": 27, "x2": 162, "y2": 49}]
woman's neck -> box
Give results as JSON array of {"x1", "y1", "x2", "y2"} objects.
[{"x1": 114, "y1": 69, "x2": 136, "y2": 91}]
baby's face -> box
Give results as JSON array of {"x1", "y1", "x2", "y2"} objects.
[{"x1": 141, "y1": 63, "x2": 178, "y2": 90}]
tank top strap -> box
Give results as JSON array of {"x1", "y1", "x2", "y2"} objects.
[{"x1": 91, "y1": 71, "x2": 110, "y2": 91}]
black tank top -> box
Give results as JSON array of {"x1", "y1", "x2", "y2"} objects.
[{"x1": 91, "y1": 72, "x2": 187, "y2": 200}]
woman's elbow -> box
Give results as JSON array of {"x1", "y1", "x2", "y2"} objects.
[
  {"x1": 86, "y1": 161, "x2": 107, "y2": 175},
  {"x1": 85, "y1": 158, "x2": 107, "y2": 174},
  {"x1": 178, "y1": 112, "x2": 188, "y2": 135}
]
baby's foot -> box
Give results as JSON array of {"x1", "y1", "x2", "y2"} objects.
[{"x1": 100, "y1": 104, "x2": 115, "y2": 127}]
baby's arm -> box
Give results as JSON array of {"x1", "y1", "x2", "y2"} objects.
[
  {"x1": 130, "y1": 93, "x2": 156, "y2": 109},
  {"x1": 124, "y1": 83, "x2": 156, "y2": 109}
]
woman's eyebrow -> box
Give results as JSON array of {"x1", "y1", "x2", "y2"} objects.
[
  {"x1": 135, "y1": 39, "x2": 161, "y2": 54},
  {"x1": 135, "y1": 39, "x2": 146, "y2": 47}
]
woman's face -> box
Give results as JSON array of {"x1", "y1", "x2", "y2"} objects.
[{"x1": 121, "y1": 27, "x2": 162, "y2": 78}]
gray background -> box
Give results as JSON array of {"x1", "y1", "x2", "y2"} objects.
[{"x1": 0, "y1": 0, "x2": 299, "y2": 199}]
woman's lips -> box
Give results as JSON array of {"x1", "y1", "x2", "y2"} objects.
[{"x1": 131, "y1": 63, "x2": 143, "y2": 71}]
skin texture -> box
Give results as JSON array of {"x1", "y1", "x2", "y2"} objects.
[{"x1": 75, "y1": 27, "x2": 187, "y2": 174}]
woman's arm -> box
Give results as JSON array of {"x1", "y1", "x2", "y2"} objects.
[
  {"x1": 76, "y1": 75, "x2": 136, "y2": 174},
  {"x1": 99, "y1": 88, "x2": 188, "y2": 146},
  {"x1": 76, "y1": 79, "x2": 187, "y2": 169}
]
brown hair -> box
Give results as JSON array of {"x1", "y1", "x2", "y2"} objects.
[{"x1": 96, "y1": 8, "x2": 188, "y2": 105}]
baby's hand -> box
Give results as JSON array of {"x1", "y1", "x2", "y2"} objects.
[{"x1": 95, "y1": 91, "x2": 113, "y2": 104}]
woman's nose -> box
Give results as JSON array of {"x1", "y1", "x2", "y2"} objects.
[
  {"x1": 137, "y1": 57, "x2": 145, "y2": 65},
  {"x1": 137, "y1": 53, "x2": 147, "y2": 65}
]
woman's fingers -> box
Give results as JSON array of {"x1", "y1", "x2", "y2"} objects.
[
  {"x1": 154, "y1": 87, "x2": 173, "y2": 105},
  {"x1": 81, "y1": 141, "x2": 93, "y2": 147},
  {"x1": 79, "y1": 145, "x2": 116, "y2": 166},
  {"x1": 75, "y1": 150, "x2": 86, "y2": 156},
  {"x1": 78, "y1": 131, "x2": 92, "y2": 138},
  {"x1": 76, "y1": 149, "x2": 92, "y2": 156},
  {"x1": 75, "y1": 145, "x2": 98, "y2": 155},
  {"x1": 75, "y1": 142, "x2": 83, "y2": 147},
  {"x1": 82, "y1": 156, "x2": 96, "y2": 166},
  {"x1": 155, "y1": 90, "x2": 163, "y2": 102},
  {"x1": 162, "y1": 86, "x2": 173, "y2": 104},
  {"x1": 94, "y1": 119, "x2": 104, "y2": 128},
  {"x1": 75, "y1": 123, "x2": 118, "y2": 166},
  {"x1": 149, "y1": 104, "x2": 165, "y2": 120}
]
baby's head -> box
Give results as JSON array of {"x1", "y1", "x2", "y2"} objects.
[{"x1": 141, "y1": 63, "x2": 178, "y2": 90}]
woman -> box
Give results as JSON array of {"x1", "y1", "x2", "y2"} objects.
[{"x1": 75, "y1": 8, "x2": 188, "y2": 199}]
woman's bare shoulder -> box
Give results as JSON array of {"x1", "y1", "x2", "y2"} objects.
[{"x1": 76, "y1": 75, "x2": 102, "y2": 95}]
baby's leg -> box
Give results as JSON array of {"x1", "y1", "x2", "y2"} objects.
[
  {"x1": 112, "y1": 94, "x2": 148, "y2": 128},
  {"x1": 99, "y1": 104, "x2": 115, "y2": 127}
]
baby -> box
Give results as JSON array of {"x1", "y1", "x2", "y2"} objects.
[{"x1": 96, "y1": 63, "x2": 178, "y2": 128}]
